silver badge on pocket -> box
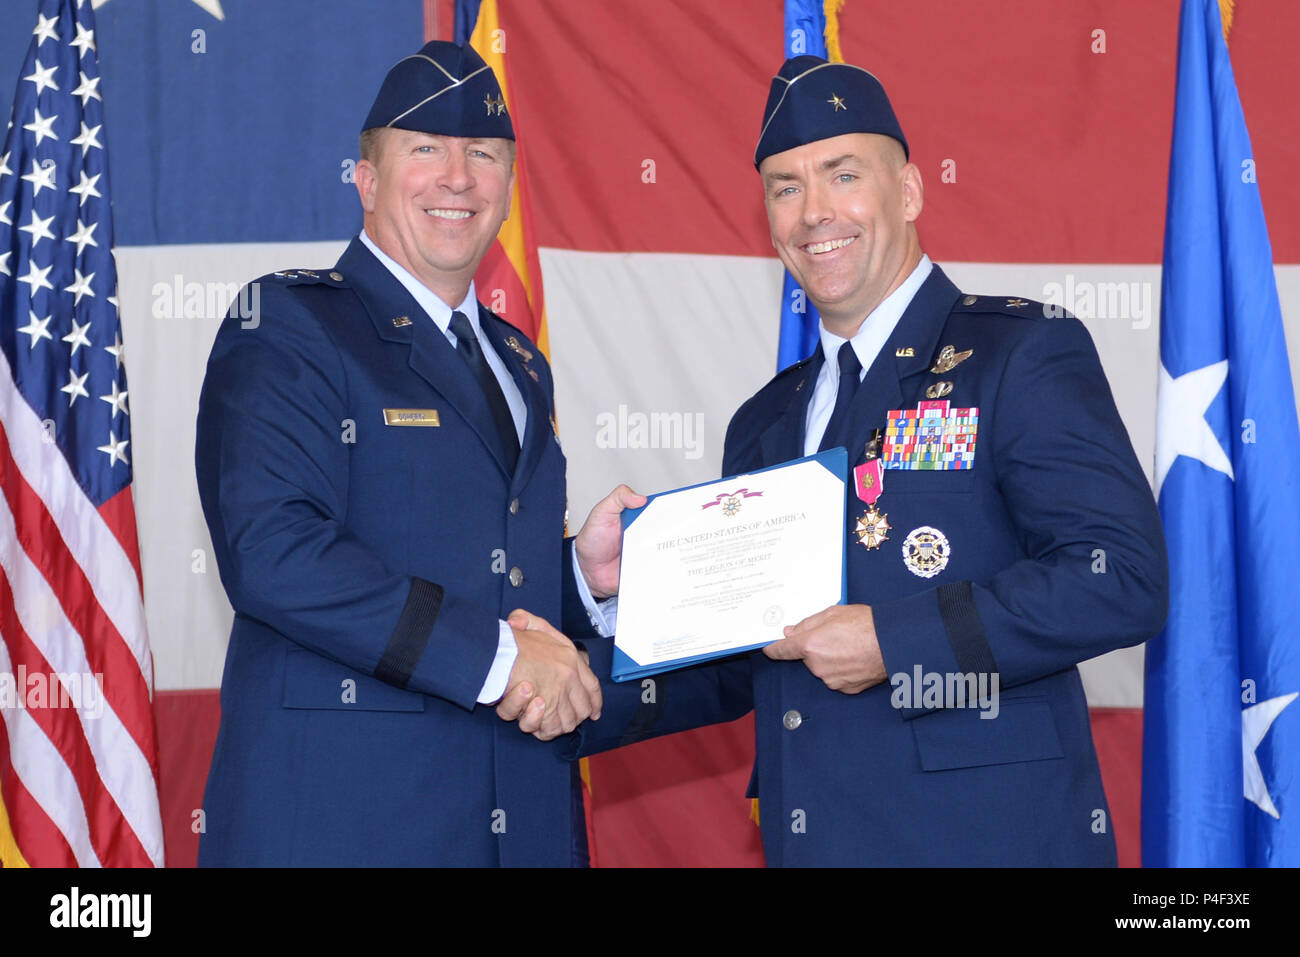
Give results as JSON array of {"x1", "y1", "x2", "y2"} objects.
[{"x1": 902, "y1": 526, "x2": 950, "y2": 578}]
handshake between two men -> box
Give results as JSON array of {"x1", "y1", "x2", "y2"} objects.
[
  {"x1": 491, "y1": 482, "x2": 893, "y2": 741},
  {"x1": 492, "y1": 483, "x2": 640, "y2": 741}
]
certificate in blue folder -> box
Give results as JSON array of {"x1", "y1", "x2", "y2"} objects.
[{"x1": 611, "y1": 448, "x2": 847, "y2": 682}]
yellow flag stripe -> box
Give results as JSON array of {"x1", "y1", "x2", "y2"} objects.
[
  {"x1": 824, "y1": 0, "x2": 846, "y2": 63},
  {"x1": 1219, "y1": 0, "x2": 1235, "y2": 42},
  {"x1": 470, "y1": 0, "x2": 549, "y2": 356}
]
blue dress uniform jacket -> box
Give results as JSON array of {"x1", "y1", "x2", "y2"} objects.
[
  {"x1": 581, "y1": 265, "x2": 1168, "y2": 866},
  {"x1": 195, "y1": 237, "x2": 592, "y2": 866}
]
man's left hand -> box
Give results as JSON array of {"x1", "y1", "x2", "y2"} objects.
[
  {"x1": 763, "y1": 604, "x2": 887, "y2": 694},
  {"x1": 574, "y1": 484, "x2": 647, "y2": 599}
]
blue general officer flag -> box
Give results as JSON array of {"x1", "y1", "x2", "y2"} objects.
[
  {"x1": 774, "y1": 0, "x2": 827, "y2": 371},
  {"x1": 1143, "y1": 0, "x2": 1300, "y2": 867}
]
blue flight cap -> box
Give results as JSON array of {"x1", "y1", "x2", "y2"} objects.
[
  {"x1": 362, "y1": 40, "x2": 515, "y2": 140},
  {"x1": 754, "y1": 55, "x2": 907, "y2": 168}
]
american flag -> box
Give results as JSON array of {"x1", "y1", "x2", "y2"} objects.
[{"x1": 0, "y1": 0, "x2": 162, "y2": 867}]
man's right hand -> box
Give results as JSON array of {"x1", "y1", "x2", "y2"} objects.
[{"x1": 495, "y1": 609, "x2": 602, "y2": 741}]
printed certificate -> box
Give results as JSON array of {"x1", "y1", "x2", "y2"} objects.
[{"x1": 612, "y1": 449, "x2": 846, "y2": 681}]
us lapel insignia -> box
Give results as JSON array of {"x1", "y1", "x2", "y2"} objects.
[
  {"x1": 925, "y1": 381, "x2": 954, "y2": 399},
  {"x1": 895, "y1": 347, "x2": 915, "y2": 357},
  {"x1": 930, "y1": 344, "x2": 973, "y2": 374},
  {"x1": 391, "y1": 315, "x2": 412, "y2": 328}
]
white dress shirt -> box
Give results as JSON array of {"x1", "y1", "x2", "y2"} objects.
[
  {"x1": 359, "y1": 231, "x2": 612, "y2": 704},
  {"x1": 804, "y1": 254, "x2": 933, "y2": 456}
]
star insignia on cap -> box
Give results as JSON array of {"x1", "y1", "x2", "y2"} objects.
[{"x1": 827, "y1": 93, "x2": 846, "y2": 111}]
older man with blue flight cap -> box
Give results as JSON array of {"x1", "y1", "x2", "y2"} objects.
[
  {"x1": 566, "y1": 55, "x2": 1169, "y2": 866},
  {"x1": 194, "y1": 41, "x2": 640, "y2": 867}
]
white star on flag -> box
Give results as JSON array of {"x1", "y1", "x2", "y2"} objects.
[
  {"x1": 1243, "y1": 692, "x2": 1298, "y2": 819},
  {"x1": 105, "y1": 330, "x2": 124, "y2": 369},
  {"x1": 1155, "y1": 358, "x2": 1235, "y2": 498},
  {"x1": 69, "y1": 169, "x2": 101, "y2": 205},
  {"x1": 18, "y1": 260, "x2": 54, "y2": 295},
  {"x1": 0, "y1": 251, "x2": 10, "y2": 276},
  {"x1": 93, "y1": 0, "x2": 226, "y2": 21},
  {"x1": 23, "y1": 59, "x2": 60, "y2": 96},
  {"x1": 100, "y1": 379, "x2": 128, "y2": 418},
  {"x1": 62, "y1": 318, "x2": 93, "y2": 355},
  {"x1": 61, "y1": 369, "x2": 90, "y2": 406},
  {"x1": 67, "y1": 218, "x2": 98, "y2": 254},
  {"x1": 18, "y1": 311, "x2": 54, "y2": 348},
  {"x1": 21, "y1": 157, "x2": 57, "y2": 196},
  {"x1": 70, "y1": 121, "x2": 103, "y2": 154},
  {"x1": 32, "y1": 12, "x2": 60, "y2": 46},
  {"x1": 65, "y1": 268, "x2": 96, "y2": 304},
  {"x1": 19, "y1": 209, "x2": 56, "y2": 248},
  {"x1": 0, "y1": 150, "x2": 10, "y2": 179},
  {"x1": 0, "y1": 200, "x2": 11, "y2": 225},
  {"x1": 70, "y1": 23, "x2": 97, "y2": 58},
  {"x1": 72, "y1": 71, "x2": 101, "y2": 107},
  {"x1": 23, "y1": 106, "x2": 59, "y2": 145},
  {"x1": 96, "y1": 429, "x2": 129, "y2": 466}
]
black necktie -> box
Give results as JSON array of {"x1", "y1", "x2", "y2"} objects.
[
  {"x1": 449, "y1": 310, "x2": 519, "y2": 473},
  {"x1": 818, "y1": 342, "x2": 863, "y2": 453}
]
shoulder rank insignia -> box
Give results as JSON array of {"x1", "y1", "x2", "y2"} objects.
[
  {"x1": 272, "y1": 268, "x2": 340, "y2": 283},
  {"x1": 930, "y1": 344, "x2": 972, "y2": 374}
]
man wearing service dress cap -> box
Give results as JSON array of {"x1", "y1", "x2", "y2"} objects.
[
  {"x1": 195, "y1": 41, "x2": 643, "y2": 866},
  {"x1": 563, "y1": 55, "x2": 1169, "y2": 865}
]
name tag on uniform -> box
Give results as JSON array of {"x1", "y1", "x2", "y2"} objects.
[{"x1": 383, "y1": 408, "x2": 440, "y2": 427}]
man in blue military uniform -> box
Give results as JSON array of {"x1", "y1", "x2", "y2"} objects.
[
  {"x1": 552, "y1": 56, "x2": 1168, "y2": 865},
  {"x1": 195, "y1": 41, "x2": 637, "y2": 866}
]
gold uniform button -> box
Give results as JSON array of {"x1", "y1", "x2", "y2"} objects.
[
  {"x1": 962, "y1": 295, "x2": 978, "y2": 306},
  {"x1": 509, "y1": 498, "x2": 520, "y2": 515},
  {"x1": 782, "y1": 709, "x2": 802, "y2": 731},
  {"x1": 509, "y1": 567, "x2": 524, "y2": 587},
  {"x1": 330, "y1": 271, "x2": 344, "y2": 282}
]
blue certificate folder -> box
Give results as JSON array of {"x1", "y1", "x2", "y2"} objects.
[{"x1": 610, "y1": 448, "x2": 848, "y2": 682}]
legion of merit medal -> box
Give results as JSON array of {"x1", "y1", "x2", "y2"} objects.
[{"x1": 853, "y1": 446, "x2": 890, "y2": 550}]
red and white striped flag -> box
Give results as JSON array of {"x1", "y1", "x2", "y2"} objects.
[{"x1": 0, "y1": 0, "x2": 162, "y2": 867}]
